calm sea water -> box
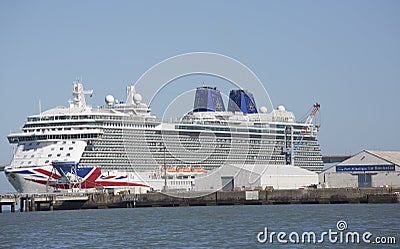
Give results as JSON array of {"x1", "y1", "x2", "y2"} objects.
[{"x1": 0, "y1": 204, "x2": 399, "y2": 248}]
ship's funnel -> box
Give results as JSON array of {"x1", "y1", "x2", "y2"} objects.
[
  {"x1": 227, "y1": 89, "x2": 258, "y2": 114},
  {"x1": 193, "y1": 86, "x2": 225, "y2": 112}
]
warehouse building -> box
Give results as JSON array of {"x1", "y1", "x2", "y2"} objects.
[
  {"x1": 195, "y1": 164, "x2": 318, "y2": 191},
  {"x1": 319, "y1": 150, "x2": 400, "y2": 188}
]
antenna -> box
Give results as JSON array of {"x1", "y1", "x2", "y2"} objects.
[
  {"x1": 39, "y1": 99, "x2": 42, "y2": 118},
  {"x1": 72, "y1": 80, "x2": 93, "y2": 108}
]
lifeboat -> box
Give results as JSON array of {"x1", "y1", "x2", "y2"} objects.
[
  {"x1": 192, "y1": 168, "x2": 206, "y2": 175},
  {"x1": 177, "y1": 167, "x2": 192, "y2": 177},
  {"x1": 165, "y1": 167, "x2": 206, "y2": 177},
  {"x1": 166, "y1": 168, "x2": 177, "y2": 176}
]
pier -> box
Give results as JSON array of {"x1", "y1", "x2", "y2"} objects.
[
  {"x1": 0, "y1": 193, "x2": 89, "y2": 212},
  {"x1": 0, "y1": 194, "x2": 17, "y2": 213},
  {"x1": 1, "y1": 187, "x2": 400, "y2": 213}
]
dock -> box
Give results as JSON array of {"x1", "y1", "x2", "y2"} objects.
[
  {"x1": 0, "y1": 194, "x2": 17, "y2": 213},
  {"x1": 1, "y1": 188, "x2": 399, "y2": 212}
]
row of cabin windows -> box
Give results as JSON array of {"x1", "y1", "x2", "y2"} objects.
[
  {"x1": 103, "y1": 122, "x2": 155, "y2": 128},
  {"x1": 24, "y1": 127, "x2": 99, "y2": 133},
  {"x1": 22, "y1": 146, "x2": 74, "y2": 155},
  {"x1": 47, "y1": 153, "x2": 71, "y2": 158},
  {"x1": 26, "y1": 141, "x2": 76, "y2": 146},
  {"x1": 16, "y1": 133, "x2": 97, "y2": 141},
  {"x1": 27, "y1": 115, "x2": 157, "y2": 122},
  {"x1": 20, "y1": 152, "x2": 71, "y2": 165}
]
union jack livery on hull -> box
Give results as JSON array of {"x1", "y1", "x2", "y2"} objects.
[{"x1": 7, "y1": 161, "x2": 149, "y2": 193}]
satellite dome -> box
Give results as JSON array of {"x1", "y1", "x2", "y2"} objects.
[
  {"x1": 133, "y1": 93, "x2": 142, "y2": 104},
  {"x1": 259, "y1": 106, "x2": 268, "y2": 113},
  {"x1": 105, "y1": 95, "x2": 114, "y2": 106},
  {"x1": 277, "y1": 105, "x2": 286, "y2": 111}
]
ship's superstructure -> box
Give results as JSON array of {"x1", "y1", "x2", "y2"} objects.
[{"x1": 5, "y1": 81, "x2": 323, "y2": 193}]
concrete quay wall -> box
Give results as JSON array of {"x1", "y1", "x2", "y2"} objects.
[{"x1": 2, "y1": 188, "x2": 399, "y2": 212}]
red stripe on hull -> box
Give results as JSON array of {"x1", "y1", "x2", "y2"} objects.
[
  {"x1": 80, "y1": 168, "x2": 102, "y2": 188},
  {"x1": 33, "y1": 168, "x2": 61, "y2": 179},
  {"x1": 94, "y1": 181, "x2": 149, "y2": 187},
  {"x1": 25, "y1": 177, "x2": 149, "y2": 189},
  {"x1": 23, "y1": 167, "x2": 149, "y2": 190}
]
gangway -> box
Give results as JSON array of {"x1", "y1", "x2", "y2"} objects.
[{"x1": 46, "y1": 161, "x2": 82, "y2": 192}]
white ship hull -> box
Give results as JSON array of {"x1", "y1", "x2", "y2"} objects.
[
  {"x1": 4, "y1": 163, "x2": 319, "y2": 193},
  {"x1": 5, "y1": 82, "x2": 323, "y2": 193},
  {"x1": 4, "y1": 165, "x2": 154, "y2": 194}
]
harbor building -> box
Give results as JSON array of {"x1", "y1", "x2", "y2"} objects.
[
  {"x1": 319, "y1": 150, "x2": 400, "y2": 188},
  {"x1": 195, "y1": 164, "x2": 318, "y2": 191}
]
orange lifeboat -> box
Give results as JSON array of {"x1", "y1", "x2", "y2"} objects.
[
  {"x1": 166, "y1": 167, "x2": 177, "y2": 176},
  {"x1": 177, "y1": 167, "x2": 192, "y2": 177},
  {"x1": 192, "y1": 168, "x2": 206, "y2": 175}
]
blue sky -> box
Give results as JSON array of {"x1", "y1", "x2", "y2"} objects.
[{"x1": 0, "y1": 0, "x2": 399, "y2": 170}]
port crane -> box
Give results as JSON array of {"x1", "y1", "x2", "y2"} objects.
[{"x1": 284, "y1": 102, "x2": 320, "y2": 166}]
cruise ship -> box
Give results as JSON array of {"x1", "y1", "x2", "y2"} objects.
[{"x1": 4, "y1": 81, "x2": 323, "y2": 193}]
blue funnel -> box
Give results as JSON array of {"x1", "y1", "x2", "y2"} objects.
[
  {"x1": 193, "y1": 86, "x2": 225, "y2": 112},
  {"x1": 227, "y1": 89, "x2": 258, "y2": 114}
]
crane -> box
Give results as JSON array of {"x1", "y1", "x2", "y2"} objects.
[
  {"x1": 293, "y1": 102, "x2": 321, "y2": 157},
  {"x1": 283, "y1": 102, "x2": 320, "y2": 166}
]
